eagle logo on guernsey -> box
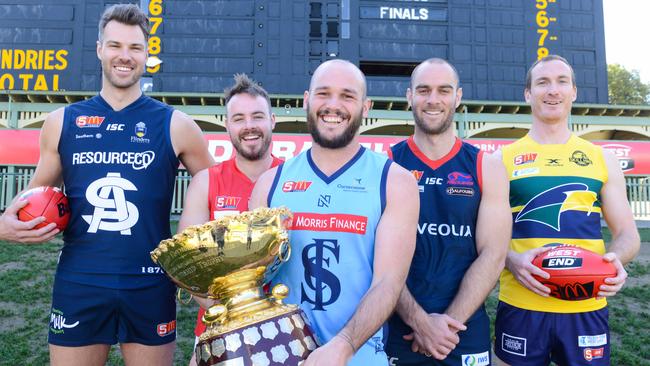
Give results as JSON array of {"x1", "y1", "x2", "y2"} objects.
[
  {"x1": 282, "y1": 181, "x2": 312, "y2": 192},
  {"x1": 515, "y1": 182, "x2": 597, "y2": 231},
  {"x1": 215, "y1": 196, "x2": 241, "y2": 210},
  {"x1": 75, "y1": 115, "x2": 105, "y2": 128}
]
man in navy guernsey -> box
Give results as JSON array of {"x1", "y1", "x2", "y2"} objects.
[
  {"x1": 249, "y1": 59, "x2": 420, "y2": 366},
  {"x1": 386, "y1": 58, "x2": 512, "y2": 366},
  {"x1": 0, "y1": 4, "x2": 214, "y2": 365}
]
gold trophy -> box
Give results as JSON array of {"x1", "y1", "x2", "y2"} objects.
[{"x1": 150, "y1": 207, "x2": 318, "y2": 366}]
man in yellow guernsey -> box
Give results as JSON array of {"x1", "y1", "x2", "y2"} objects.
[{"x1": 493, "y1": 55, "x2": 640, "y2": 366}]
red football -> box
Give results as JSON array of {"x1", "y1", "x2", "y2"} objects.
[
  {"x1": 532, "y1": 245, "x2": 617, "y2": 300},
  {"x1": 17, "y1": 186, "x2": 70, "y2": 231}
]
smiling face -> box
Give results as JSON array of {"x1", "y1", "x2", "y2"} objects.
[
  {"x1": 408, "y1": 61, "x2": 462, "y2": 136},
  {"x1": 226, "y1": 93, "x2": 275, "y2": 161},
  {"x1": 304, "y1": 60, "x2": 370, "y2": 149},
  {"x1": 525, "y1": 59, "x2": 577, "y2": 125},
  {"x1": 96, "y1": 20, "x2": 147, "y2": 91}
]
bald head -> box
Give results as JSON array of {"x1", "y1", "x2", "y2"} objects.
[
  {"x1": 411, "y1": 58, "x2": 460, "y2": 89},
  {"x1": 309, "y1": 59, "x2": 368, "y2": 99}
]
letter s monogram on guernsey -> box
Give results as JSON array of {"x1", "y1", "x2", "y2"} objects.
[{"x1": 82, "y1": 172, "x2": 140, "y2": 235}]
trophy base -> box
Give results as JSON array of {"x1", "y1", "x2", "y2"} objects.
[{"x1": 196, "y1": 307, "x2": 319, "y2": 366}]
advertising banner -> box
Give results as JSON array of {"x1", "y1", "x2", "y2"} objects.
[{"x1": 1, "y1": 131, "x2": 648, "y2": 175}]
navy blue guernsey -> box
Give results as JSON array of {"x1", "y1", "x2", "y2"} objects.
[
  {"x1": 387, "y1": 137, "x2": 484, "y2": 345},
  {"x1": 57, "y1": 94, "x2": 179, "y2": 289}
]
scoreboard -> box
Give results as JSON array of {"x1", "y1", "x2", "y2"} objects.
[{"x1": 0, "y1": 0, "x2": 608, "y2": 103}]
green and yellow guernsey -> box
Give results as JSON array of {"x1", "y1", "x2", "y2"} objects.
[{"x1": 499, "y1": 134, "x2": 608, "y2": 313}]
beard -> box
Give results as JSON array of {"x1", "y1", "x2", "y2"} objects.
[
  {"x1": 101, "y1": 60, "x2": 143, "y2": 90},
  {"x1": 231, "y1": 128, "x2": 272, "y2": 161},
  {"x1": 306, "y1": 104, "x2": 363, "y2": 149},
  {"x1": 412, "y1": 106, "x2": 454, "y2": 136}
]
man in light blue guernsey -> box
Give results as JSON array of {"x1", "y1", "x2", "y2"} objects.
[{"x1": 250, "y1": 59, "x2": 420, "y2": 366}]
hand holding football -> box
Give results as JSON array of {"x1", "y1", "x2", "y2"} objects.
[
  {"x1": 532, "y1": 245, "x2": 617, "y2": 300},
  {"x1": 17, "y1": 186, "x2": 70, "y2": 231}
]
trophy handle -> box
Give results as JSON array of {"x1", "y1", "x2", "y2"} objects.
[
  {"x1": 278, "y1": 240, "x2": 291, "y2": 263},
  {"x1": 203, "y1": 304, "x2": 228, "y2": 326},
  {"x1": 176, "y1": 288, "x2": 193, "y2": 305}
]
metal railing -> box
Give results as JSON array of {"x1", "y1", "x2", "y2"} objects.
[
  {"x1": 626, "y1": 176, "x2": 650, "y2": 220},
  {"x1": 1, "y1": 165, "x2": 649, "y2": 221}
]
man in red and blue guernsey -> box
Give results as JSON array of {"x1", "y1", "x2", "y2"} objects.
[
  {"x1": 386, "y1": 58, "x2": 512, "y2": 366},
  {"x1": 0, "y1": 4, "x2": 213, "y2": 365}
]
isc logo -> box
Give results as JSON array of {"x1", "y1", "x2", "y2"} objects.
[
  {"x1": 75, "y1": 115, "x2": 105, "y2": 128},
  {"x1": 106, "y1": 123, "x2": 125, "y2": 131},
  {"x1": 542, "y1": 257, "x2": 583, "y2": 269},
  {"x1": 424, "y1": 177, "x2": 443, "y2": 185},
  {"x1": 282, "y1": 181, "x2": 312, "y2": 192}
]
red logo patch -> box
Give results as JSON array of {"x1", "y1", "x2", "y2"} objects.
[
  {"x1": 215, "y1": 196, "x2": 241, "y2": 210},
  {"x1": 75, "y1": 115, "x2": 105, "y2": 128},
  {"x1": 410, "y1": 170, "x2": 424, "y2": 183},
  {"x1": 583, "y1": 347, "x2": 604, "y2": 361},
  {"x1": 514, "y1": 153, "x2": 538, "y2": 165},
  {"x1": 282, "y1": 181, "x2": 312, "y2": 192},
  {"x1": 157, "y1": 320, "x2": 176, "y2": 337}
]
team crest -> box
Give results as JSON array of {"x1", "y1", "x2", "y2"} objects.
[
  {"x1": 135, "y1": 122, "x2": 147, "y2": 137},
  {"x1": 447, "y1": 171, "x2": 474, "y2": 186},
  {"x1": 515, "y1": 182, "x2": 597, "y2": 231},
  {"x1": 569, "y1": 150, "x2": 592, "y2": 166}
]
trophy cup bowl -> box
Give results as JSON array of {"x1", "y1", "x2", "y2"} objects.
[{"x1": 150, "y1": 207, "x2": 318, "y2": 366}]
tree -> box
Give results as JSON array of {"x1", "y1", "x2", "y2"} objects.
[{"x1": 607, "y1": 64, "x2": 650, "y2": 105}]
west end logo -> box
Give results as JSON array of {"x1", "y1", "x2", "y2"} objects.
[{"x1": 515, "y1": 182, "x2": 597, "y2": 231}]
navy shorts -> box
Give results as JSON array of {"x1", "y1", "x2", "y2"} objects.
[
  {"x1": 387, "y1": 311, "x2": 492, "y2": 366},
  {"x1": 494, "y1": 301, "x2": 609, "y2": 366},
  {"x1": 48, "y1": 275, "x2": 177, "y2": 346}
]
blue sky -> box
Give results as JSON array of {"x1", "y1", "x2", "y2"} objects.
[{"x1": 603, "y1": 0, "x2": 650, "y2": 83}]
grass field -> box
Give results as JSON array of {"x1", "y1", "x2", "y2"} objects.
[{"x1": 0, "y1": 228, "x2": 648, "y2": 365}]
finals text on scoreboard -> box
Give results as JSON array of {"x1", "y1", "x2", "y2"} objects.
[{"x1": 0, "y1": 49, "x2": 69, "y2": 91}]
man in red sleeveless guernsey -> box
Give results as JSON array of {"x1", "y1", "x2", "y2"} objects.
[{"x1": 177, "y1": 73, "x2": 282, "y2": 366}]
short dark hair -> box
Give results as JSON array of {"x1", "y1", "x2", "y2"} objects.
[
  {"x1": 525, "y1": 54, "x2": 576, "y2": 90},
  {"x1": 411, "y1": 58, "x2": 460, "y2": 89},
  {"x1": 224, "y1": 73, "x2": 272, "y2": 114},
  {"x1": 98, "y1": 4, "x2": 149, "y2": 41}
]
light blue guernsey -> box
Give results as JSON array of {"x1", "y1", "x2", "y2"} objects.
[
  {"x1": 58, "y1": 94, "x2": 179, "y2": 289},
  {"x1": 268, "y1": 146, "x2": 391, "y2": 365}
]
